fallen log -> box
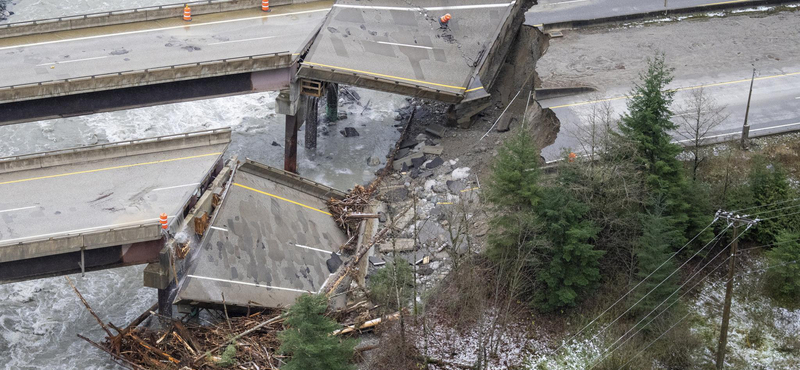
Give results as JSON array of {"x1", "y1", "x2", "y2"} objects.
[
  {"x1": 77, "y1": 334, "x2": 147, "y2": 370},
  {"x1": 333, "y1": 312, "x2": 400, "y2": 335},
  {"x1": 66, "y1": 277, "x2": 114, "y2": 339},
  {"x1": 192, "y1": 314, "x2": 285, "y2": 364}
]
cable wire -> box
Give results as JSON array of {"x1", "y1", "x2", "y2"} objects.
[
  {"x1": 730, "y1": 197, "x2": 800, "y2": 214},
  {"x1": 758, "y1": 209, "x2": 800, "y2": 222},
  {"x1": 584, "y1": 221, "x2": 731, "y2": 345},
  {"x1": 550, "y1": 217, "x2": 720, "y2": 353},
  {"x1": 589, "y1": 224, "x2": 752, "y2": 369}
]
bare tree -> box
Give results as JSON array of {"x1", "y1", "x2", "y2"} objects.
[
  {"x1": 568, "y1": 98, "x2": 616, "y2": 179},
  {"x1": 676, "y1": 87, "x2": 728, "y2": 180}
]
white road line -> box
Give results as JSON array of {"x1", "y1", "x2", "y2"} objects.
[
  {"x1": 377, "y1": 41, "x2": 433, "y2": 50},
  {"x1": 210, "y1": 226, "x2": 229, "y2": 232},
  {"x1": 675, "y1": 121, "x2": 800, "y2": 143},
  {"x1": 0, "y1": 217, "x2": 166, "y2": 245},
  {"x1": 208, "y1": 36, "x2": 278, "y2": 45},
  {"x1": 0, "y1": 205, "x2": 38, "y2": 214},
  {"x1": 35, "y1": 56, "x2": 108, "y2": 66},
  {"x1": 187, "y1": 274, "x2": 311, "y2": 293},
  {"x1": 294, "y1": 244, "x2": 334, "y2": 254},
  {"x1": 540, "y1": 0, "x2": 591, "y2": 6},
  {"x1": 333, "y1": 2, "x2": 515, "y2": 11},
  {"x1": 152, "y1": 183, "x2": 200, "y2": 192},
  {"x1": 317, "y1": 273, "x2": 333, "y2": 294},
  {"x1": 795, "y1": 96, "x2": 800, "y2": 99},
  {"x1": 0, "y1": 8, "x2": 329, "y2": 51}
]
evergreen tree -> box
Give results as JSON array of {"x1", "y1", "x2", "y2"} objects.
[
  {"x1": 630, "y1": 209, "x2": 684, "y2": 325},
  {"x1": 535, "y1": 187, "x2": 604, "y2": 311},
  {"x1": 279, "y1": 294, "x2": 356, "y2": 370},
  {"x1": 765, "y1": 231, "x2": 800, "y2": 306},
  {"x1": 747, "y1": 158, "x2": 798, "y2": 244},
  {"x1": 486, "y1": 130, "x2": 543, "y2": 295}
]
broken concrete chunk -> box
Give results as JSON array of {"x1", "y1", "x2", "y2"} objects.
[
  {"x1": 369, "y1": 256, "x2": 385, "y2": 266},
  {"x1": 367, "y1": 156, "x2": 381, "y2": 166},
  {"x1": 426, "y1": 157, "x2": 444, "y2": 169},
  {"x1": 399, "y1": 139, "x2": 419, "y2": 149},
  {"x1": 271, "y1": 141, "x2": 281, "y2": 147},
  {"x1": 422, "y1": 145, "x2": 444, "y2": 155},
  {"x1": 446, "y1": 180, "x2": 467, "y2": 193},
  {"x1": 393, "y1": 151, "x2": 425, "y2": 171},
  {"x1": 382, "y1": 187, "x2": 409, "y2": 202},
  {"x1": 425, "y1": 123, "x2": 446, "y2": 138},
  {"x1": 326, "y1": 253, "x2": 343, "y2": 273},
  {"x1": 340, "y1": 127, "x2": 360, "y2": 137},
  {"x1": 411, "y1": 155, "x2": 427, "y2": 168},
  {"x1": 394, "y1": 148, "x2": 410, "y2": 160},
  {"x1": 379, "y1": 238, "x2": 416, "y2": 253}
]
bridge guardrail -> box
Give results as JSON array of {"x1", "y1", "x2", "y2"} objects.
[
  {"x1": 0, "y1": 127, "x2": 232, "y2": 174},
  {"x1": 0, "y1": 0, "x2": 326, "y2": 39},
  {"x1": 0, "y1": 52, "x2": 292, "y2": 103}
]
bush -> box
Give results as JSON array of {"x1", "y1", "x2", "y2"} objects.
[
  {"x1": 368, "y1": 260, "x2": 415, "y2": 314},
  {"x1": 765, "y1": 231, "x2": 800, "y2": 306},
  {"x1": 746, "y1": 158, "x2": 798, "y2": 244},
  {"x1": 279, "y1": 294, "x2": 357, "y2": 370}
]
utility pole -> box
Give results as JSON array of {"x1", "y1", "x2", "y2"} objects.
[
  {"x1": 741, "y1": 68, "x2": 755, "y2": 150},
  {"x1": 716, "y1": 211, "x2": 758, "y2": 369}
]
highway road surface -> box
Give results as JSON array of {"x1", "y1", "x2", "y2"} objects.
[
  {"x1": 0, "y1": 140, "x2": 226, "y2": 249},
  {"x1": 0, "y1": 2, "x2": 332, "y2": 87},
  {"x1": 539, "y1": 66, "x2": 800, "y2": 161},
  {"x1": 526, "y1": 0, "x2": 769, "y2": 25}
]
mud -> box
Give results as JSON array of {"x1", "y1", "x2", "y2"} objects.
[{"x1": 537, "y1": 9, "x2": 800, "y2": 91}]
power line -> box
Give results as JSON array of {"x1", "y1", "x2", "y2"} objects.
[
  {"x1": 615, "y1": 258, "x2": 799, "y2": 370},
  {"x1": 758, "y1": 209, "x2": 800, "y2": 222},
  {"x1": 751, "y1": 203, "x2": 800, "y2": 218},
  {"x1": 589, "y1": 224, "x2": 751, "y2": 369},
  {"x1": 737, "y1": 239, "x2": 800, "y2": 254},
  {"x1": 551, "y1": 217, "x2": 721, "y2": 354},
  {"x1": 730, "y1": 197, "x2": 800, "y2": 213},
  {"x1": 584, "y1": 221, "x2": 731, "y2": 345}
]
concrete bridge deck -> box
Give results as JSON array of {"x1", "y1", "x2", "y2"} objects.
[
  {"x1": 175, "y1": 160, "x2": 349, "y2": 309},
  {"x1": 298, "y1": 0, "x2": 517, "y2": 103},
  {"x1": 0, "y1": 129, "x2": 230, "y2": 283}
]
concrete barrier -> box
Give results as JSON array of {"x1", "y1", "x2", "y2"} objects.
[
  {"x1": 541, "y1": 0, "x2": 800, "y2": 31},
  {"x1": 535, "y1": 86, "x2": 596, "y2": 100},
  {"x1": 0, "y1": 128, "x2": 232, "y2": 174},
  {"x1": 0, "y1": 0, "x2": 326, "y2": 39},
  {"x1": 0, "y1": 53, "x2": 292, "y2": 103}
]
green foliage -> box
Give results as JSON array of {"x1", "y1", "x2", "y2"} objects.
[
  {"x1": 630, "y1": 209, "x2": 683, "y2": 323},
  {"x1": 617, "y1": 54, "x2": 683, "y2": 194},
  {"x1": 368, "y1": 260, "x2": 414, "y2": 313},
  {"x1": 765, "y1": 231, "x2": 800, "y2": 306},
  {"x1": 279, "y1": 294, "x2": 357, "y2": 370},
  {"x1": 535, "y1": 187, "x2": 604, "y2": 311},
  {"x1": 486, "y1": 130, "x2": 543, "y2": 298},
  {"x1": 747, "y1": 158, "x2": 798, "y2": 244},
  {"x1": 217, "y1": 343, "x2": 236, "y2": 367},
  {"x1": 485, "y1": 130, "x2": 542, "y2": 208}
]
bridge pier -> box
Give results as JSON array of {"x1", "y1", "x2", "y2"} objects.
[
  {"x1": 284, "y1": 115, "x2": 299, "y2": 173},
  {"x1": 305, "y1": 96, "x2": 319, "y2": 150},
  {"x1": 326, "y1": 83, "x2": 339, "y2": 122}
]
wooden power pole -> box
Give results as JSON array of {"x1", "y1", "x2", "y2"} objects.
[{"x1": 716, "y1": 212, "x2": 758, "y2": 369}]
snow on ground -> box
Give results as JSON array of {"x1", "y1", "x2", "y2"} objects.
[
  {"x1": 527, "y1": 337, "x2": 602, "y2": 370},
  {"x1": 690, "y1": 257, "x2": 800, "y2": 369}
]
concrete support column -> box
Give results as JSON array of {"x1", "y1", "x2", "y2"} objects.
[
  {"x1": 284, "y1": 115, "x2": 298, "y2": 173},
  {"x1": 305, "y1": 96, "x2": 319, "y2": 150},
  {"x1": 326, "y1": 83, "x2": 339, "y2": 122},
  {"x1": 158, "y1": 287, "x2": 173, "y2": 317}
]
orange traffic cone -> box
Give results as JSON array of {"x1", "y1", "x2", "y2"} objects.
[
  {"x1": 262, "y1": 0, "x2": 270, "y2": 12},
  {"x1": 159, "y1": 213, "x2": 169, "y2": 230},
  {"x1": 439, "y1": 13, "x2": 451, "y2": 28},
  {"x1": 183, "y1": 4, "x2": 192, "y2": 21}
]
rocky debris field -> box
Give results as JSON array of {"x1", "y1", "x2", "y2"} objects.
[{"x1": 537, "y1": 8, "x2": 800, "y2": 91}]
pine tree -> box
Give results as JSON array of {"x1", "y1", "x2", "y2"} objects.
[
  {"x1": 535, "y1": 187, "x2": 604, "y2": 311},
  {"x1": 765, "y1": 231, "x2": 800, "y2": 306},
  {"x1": 278, "y1": 294, "x2": 356, "y2": 370},
  {"x1": 747, "y1": 158, "x2": 798, "y2": 244},
  {"x1": 486, "y1": 130, "x2": 542, "y2": 294},
  {"x1": 630, "y1": 210, "x2": 683, "y2": 325}
]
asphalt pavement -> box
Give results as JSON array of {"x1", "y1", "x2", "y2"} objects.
[
  {"x1": 0, "y1": 2, "x2": 333, "y2": 87},
  {"x1": 526, "y1": 0, "x2": 766, "y2": 25},
  {"x1": 0, "y1": 143, "x2": 226, "y2": 248},
  {"x1": 539, "y1": 66, "x2": 800, "y2": 161}
]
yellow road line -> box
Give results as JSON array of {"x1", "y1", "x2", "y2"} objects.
[
  {"x1": 460, "y1": 187, "x2": 481, "y2": 193},
  {"x1": 303, "y1": 61, "x2": 467, "y2": 91},
  {"x1": 704, "y1": 0, "x2": 749, "y2": 6},
  {"x1": 549, "y1": 70, "x2": 800, "y2": 109},
  {"x1": 0, "y1": 152, "x2": 222, "y2": 186},
  {"x1": 233, "y1": 183, "x2": 332, "y2": 216},
  {"x1": 465, "y1": 86, "x2": 485, "y2": 93}
]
